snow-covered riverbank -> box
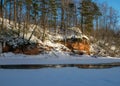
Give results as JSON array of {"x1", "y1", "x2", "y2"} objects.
[{"x1": 0, "y1": 52, "x2": 120, "y2": 65}]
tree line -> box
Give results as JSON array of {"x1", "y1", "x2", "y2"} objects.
[{"x1": 0, "y1": 0, "x2": 120, "y2": 42}]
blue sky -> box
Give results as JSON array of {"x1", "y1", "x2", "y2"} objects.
[
  {"x1": 75, "y1": 0, "x2": 120, "y2": 14},
  {"x1": 98, "y1": 0, "x2": 120, "y2": 24},
  {"x1": 98, "y1": 0, "x2": 120, "y2": 13}
]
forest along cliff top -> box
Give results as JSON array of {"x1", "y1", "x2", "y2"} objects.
[{"x1": 0, "y1": 0, "x2": 120, "y2": 57}]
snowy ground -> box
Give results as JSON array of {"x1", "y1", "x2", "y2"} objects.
[
  {"x1": 0, "y1": 53, "x2": 120, "y2": 86},
  {"x1": 0, "y1": 67, "x2": 120, "y2": 86},
  {"x1": 0, "y1": 52, "x2": 120, "y2": 65}
]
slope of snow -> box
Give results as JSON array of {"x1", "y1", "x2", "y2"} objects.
[
  {"x1": 44, "y1": 40, "x2": 70, "y2": 52},
  {"x1": 0, "y1": 67, "x2": 120, "y2": 86},
  {"x1": 90, "y1": 38, "x2": 120, "y2": 57},
  {"x1": 22, "y1": 33, "x2": 43, "y2": 44}
]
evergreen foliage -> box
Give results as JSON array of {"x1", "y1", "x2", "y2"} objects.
[{"x1": 80, "y1": 0, "x2": 101, "y2": 33}]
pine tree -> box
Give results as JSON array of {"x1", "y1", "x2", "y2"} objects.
[
  {"x1": 80, "y1": 0, "x2": 101, "y2": 33},
  {"x1": 40, "y1": 0, "x2": 48, "y2": 42},
  {"x1": 49, "y1": 0, "x2": 57, "y2": 34},
  {"x1": 0, "y1": 0, "x2": 4, "y2": 30},
  {"x1": 14, "y1": 0, "x2": 17, "y2": 27},
  {"x1": 9, "y1": 0, "x2": 12, "y2": 24},
  {"x1": 17, "y1": 0, "x2": 23, "y2": 37},
  {"x1": 4, "y1": 0, "x2": 12, "y2": 24}
]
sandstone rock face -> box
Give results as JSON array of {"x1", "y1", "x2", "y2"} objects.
[
  {"x1": 3, "y1": 46, "x2": 10, "y2": 52},
  {"x1": 23, "y1": 48, "x2": 40, "y2": 55},
  {"x1": 71, "y1": 42, "x2": 90, "y2": 55},
  {"x1": 64, "y1": 39, "x2": 90, "y2": 55}
]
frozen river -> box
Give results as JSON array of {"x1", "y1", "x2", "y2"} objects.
[
  {"x1": 0, "y1": 53, "x2": 120, "y2": 86},
  {"x1": 0, "y1": 67, "x2": 120, "y2": 86}
]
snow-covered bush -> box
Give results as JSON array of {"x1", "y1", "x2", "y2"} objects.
[
  {"x1": 6, "y1": 37, "x2": 29, "y2": 49},
  {"x1": 90, "y1": 39, "x2": 120, "y2": 57}
]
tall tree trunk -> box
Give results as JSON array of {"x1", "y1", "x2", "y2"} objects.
[
  {"x1": 14, "y1": 0, "x2": 17, "y2": 28},
  {"x1": 9, "y1": 0, "x2": 12, "y2": 24},
  {"x1": 1, "y1": 0, "x2": 4, "y2": 31},
  {"x1": 42, "y1": 15, "x2": 46, "y2": 42},
  {"x1": 60, "y1": 0, "x2": 65, "y2": 30},
  {"x1": 41, "y1": 0, "x2": 47, "y2": 42},
  {"x1": 81, "y1": 14, "x2": 83, "y2": 33},
  {"x1": 18, "y1": 3, "x2": 22, "y2": 37},
  {"x1": 60, "y1": 7, "x2": 64, "y2": 30},
  {"x1": 54, "y1": 17, "x2": 57, "y2": 35},
  {"x1": 25, "y1": 1, "x2": 31, "y2": 36}
]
